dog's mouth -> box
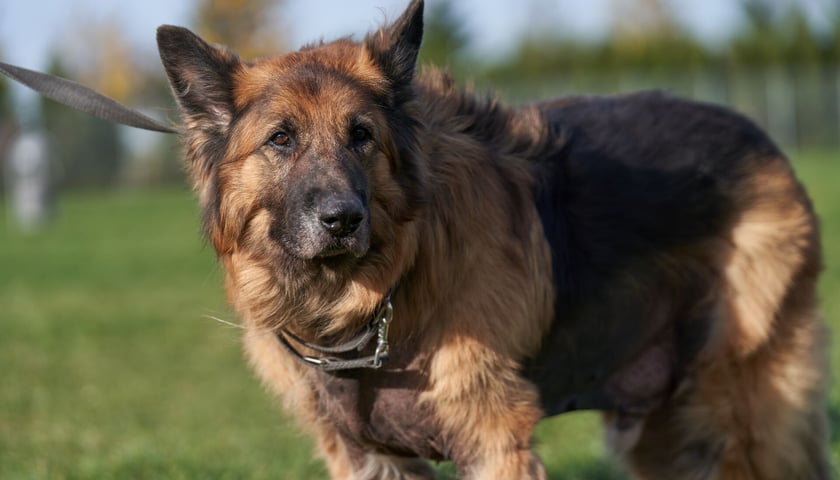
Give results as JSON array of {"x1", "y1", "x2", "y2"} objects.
[
  {"x1": 271, "y1": 226, "x2": 370, "y2": 265},
  {"x1": 315, "y1": 236, "x2": 370, "y2": 260},
  {"x1": 310, "y1": 242, "x2": 370, "y2": 274},
  {"x1": 316, "y1": 248, "x2": 351, "y2": 259}
]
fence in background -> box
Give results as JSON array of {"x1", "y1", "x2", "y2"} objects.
[{"x1": 497, "y1": 65, "x2": 840, "y2": 151}]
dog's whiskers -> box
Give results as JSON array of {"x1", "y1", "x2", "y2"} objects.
[{"x1": 202, "y1": 313, "x2": 245, "y2": 330}]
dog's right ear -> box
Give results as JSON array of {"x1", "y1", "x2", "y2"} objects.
[
  {"x1": 365, "y1": 0, "x2": 424, "y2": 100},
  {"x1": 156, "y1": 26, "x2": 241, "y2": 130}
]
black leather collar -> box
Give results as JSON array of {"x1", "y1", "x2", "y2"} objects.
[{"x1": 275, "y1": 289, "x2": 395, "y2": 371}]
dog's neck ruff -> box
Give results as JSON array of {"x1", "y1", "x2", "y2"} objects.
[{"x1": 275, "y1": 289, "x2": 395, "y2": 372}]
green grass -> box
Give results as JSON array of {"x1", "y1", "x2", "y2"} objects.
[{"x1": 1, "y1": 151, "x2": 839, "y2": 479}]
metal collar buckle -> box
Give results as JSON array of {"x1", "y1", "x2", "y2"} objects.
[{"x1": 371, "y1": 301, "x2": 393, "y2": 368}]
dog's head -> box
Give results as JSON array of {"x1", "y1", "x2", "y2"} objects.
[{"x1": 156, "y1": 1, "x2": 426, "y2": 285}]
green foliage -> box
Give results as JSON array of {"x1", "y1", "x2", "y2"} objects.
[
  {"x1": 39, "y1": 56, "x2": 125, "y2": 190},
  {"x1": 729, "y1": 2, "x2": 828, "y2": 66},
  {"x1": 0, "y1": 76, "x2": 10, "y2": 118},
  {"x1": 193, "y1": 0, "x2": 287, "y2": 59},
  {"x1": 418, "y1": 0, "x2": 468, "y2": 68},
  {"x1": 1, "y1": 150, "x2": 839, "y2": 478},
  {"x1": 473, "y1": 0, "x2": 840, "y2": 86}
]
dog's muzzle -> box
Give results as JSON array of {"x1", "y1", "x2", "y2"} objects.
[{"x1": 303, "y1": 192, "x2": 370, "y2": 259}]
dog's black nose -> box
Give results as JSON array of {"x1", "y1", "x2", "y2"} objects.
[{"x1": 317, "y1": 196, "x2": 365, "y2": 238}]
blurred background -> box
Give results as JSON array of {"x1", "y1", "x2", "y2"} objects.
[
  {"x1": 0, "y1": 0, "x2": 838, "y2": 478},
  {"x1": 2, "y1": 0, "x2": 840, "y2": 213}
]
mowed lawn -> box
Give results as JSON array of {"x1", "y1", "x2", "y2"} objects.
[{"x1": 1, "y1": 151, "x2": 839, "y2": 479}]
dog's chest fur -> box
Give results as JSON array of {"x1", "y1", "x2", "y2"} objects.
[{"x1": 309, "y1": 347, "x2": 449, "y2": 460}]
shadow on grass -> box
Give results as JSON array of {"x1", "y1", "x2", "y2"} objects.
[
  {"x1": 60, "y1": 458, "x2": 328, "y2": 480},
  {"x1": 546, "y1": 457, "x2": 627, "y2": 480},
  {"x1": 829, "y1": 402, "x2": 840, "y2": 477},
  {"x1": 435, "y1": 458, "x2": 627, "y2": 480}
]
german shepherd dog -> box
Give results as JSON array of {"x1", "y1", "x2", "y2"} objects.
[{"x1": 156, "y1": 0, "x2": 833, "y2": 478}]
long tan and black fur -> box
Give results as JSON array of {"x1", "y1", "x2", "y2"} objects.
[{"x1": 156, "y1": 1, "x2": 833, "y2": 478}]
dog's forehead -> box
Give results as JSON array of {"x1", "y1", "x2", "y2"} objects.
[{"x1": 235, "y1": 41, "x2": 388, "y2": 115}]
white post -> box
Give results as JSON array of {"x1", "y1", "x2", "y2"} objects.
[{"x1": 6, "y1": 130, "x2": 51, "y2": 232}]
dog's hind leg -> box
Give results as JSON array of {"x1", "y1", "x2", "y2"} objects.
[
  {"x1": 615, "y1": 314, "x2": 832, "y2": 480},
  {"x1": 613, "y1": 159, "x2": 833, "y2": 479}
]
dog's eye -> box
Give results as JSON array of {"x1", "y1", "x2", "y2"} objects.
[
  {"x1": 269, "y1": 131, "x2": 292, "y2": 148},
  {"x1": 351, "y1": 126, "x2": 372, "y2": 146}
]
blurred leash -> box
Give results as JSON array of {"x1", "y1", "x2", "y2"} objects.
[{"x1": 0, "y1": 61, "x2": 177, "y2": 134}]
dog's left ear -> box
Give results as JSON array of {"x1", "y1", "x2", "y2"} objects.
[{"x1": 365, "y1": 0, "x2": 424, "y2": 95}]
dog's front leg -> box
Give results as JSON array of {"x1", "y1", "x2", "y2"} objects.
[
  {"x1": 314, "y1": 424, "x2": 436, "y2": 480},
  {"x1": 243, "y1": 329, "x2": 361, "y2": 478},
  {"x1": 462, "y1": 449, "x2": 548, "y2": 480},
  {"x1": 422, "y1": 336, "x2": 548, "y2": 479}
]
